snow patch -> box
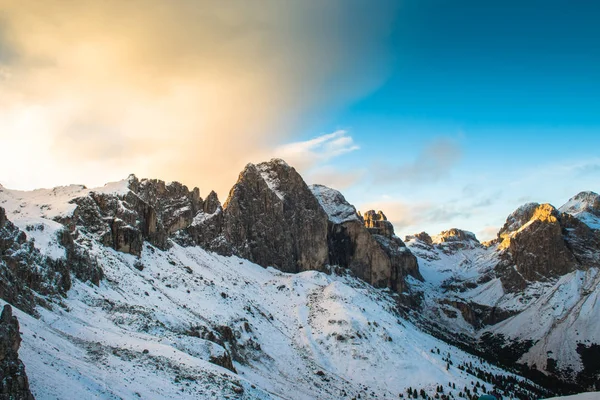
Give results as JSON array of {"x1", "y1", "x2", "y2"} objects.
[{"x1": 309, "y1": 184, "x2": 359, "y2": 224}]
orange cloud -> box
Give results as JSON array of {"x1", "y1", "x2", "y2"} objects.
[{"x1": 0, "y1": 1, "x2": 397, "y2": 196}]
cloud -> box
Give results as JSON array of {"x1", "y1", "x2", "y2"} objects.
[
  {"x1": 372, "y1": 137, "x2": 462, "y2": 185},
  {"x1": 272, "y1": 130, "x2": 359, "y2": 171},
  {"x1": 0, "y1": 1, "x2": 397, "y2": 197}
]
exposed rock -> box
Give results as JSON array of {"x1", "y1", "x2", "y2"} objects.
[
  {"x1": 310, "y1": 184, "x2": 359, "y2": 225},
  {"x1": 63, "y1": 175, "x2": 206, "y2": 257},
  {"x1": 439, "y1": 299, "x2": 517, "y2": 329},
  {"x1": 496, "y1": 204, "x2": 579, "y2": 289},
  {"x1": 219, "y1": 160, "x2": 329, "y2": 273},
  {"x1": 362, "y1": 210, "x2": 395, "y2": 238},
  {"x1": 405, "y1": 232, "x2": 433, "y2": 246},
  {"x1": 434, "y1": 228, "x2": 479, "y2": 244},
  {"x1": 132, "y1": 177, "x2": 203, "y2": 236},
  {"x1": 0, "y1": 207, "x2": 71, "y2": 315},
  {"x1": 203, "y1": 191, "x2": 221, "y2": 215},
  {"x1": 0, "y1": 305, "x2": 35, "y2": 400},
  {"x1": 432, "y1": 229, "x2": 482, "y2": 253},
  {"x1": 310, "y1": 186, "x2": 422, "y2": 293}
]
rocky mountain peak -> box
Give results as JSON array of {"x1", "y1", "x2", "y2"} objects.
[
  {"x1": 433, "y1": 228, "x2": 479, "y2": 244},
  {"x1": 404, "y1": 232, "x2": 434, "y2": 246},
  {"x1": 494, "y1": 202, "x2": 579, "y2": 290},
  {"x1": 310, "y1": 185, "x2": 422, "y2": 292},
  {"x1": 498, "y1": 203, "x2": 560, "y2": 247},
  {"x1": 203, "y1": 190, "x2": 221, "y2": 214},
  {"x1": 215, "y1": 159, "x2": 329, "y2": 273},
  {"x1": 497, "y1": 202, "x2": 541, "y2": 240},
  {"x1": 559, "y1": 191, "x2": 600, "y2": 230},
  {"x1": 362, "y1": 210, "x2": 395, "y2": 238},
  {"x1": 561, "y1": 191, "x2": 600, "y2": 212}
]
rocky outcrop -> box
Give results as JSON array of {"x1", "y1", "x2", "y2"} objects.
[
  {"x1": 0, "y1": 207, "x2": 71, "y2": 315},
  {"x1": 361, "y1": 210, "x2": 395, "y2": 238},
  {"x1": 439, "y1": 299, "x2": 517, "y2": 328},
  {"x1": 216, "y1": 159, "x2": 329, "y2": 273},
  {"x1": 495, "y1": 203, "x2": 586, "y2": 290},
  {"x1": 61, "y1": 175, "x2": 208, "y2": 257},
  {"x1": 0, "y1": 305, "x2": 35, "y2": 400},
  {"x1": 405, "y1": 232, "x2": 433, "y2": 246},
  {"x1": 310, "y1": 185, "x2": 422, "y2": 293},
  {"x1": 431, "y1": 229, "x2": 482, "y2": 254},
  {"x1": 434, "y1": 229, "x2": 479, "y2": 244},
  {"x1": 131, "y1": 177, "x2": 203, "y2": 236}
]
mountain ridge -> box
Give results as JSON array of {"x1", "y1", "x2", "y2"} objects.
[{"x1": 0, "y1": 159, "x2": 598, "y2": 398}]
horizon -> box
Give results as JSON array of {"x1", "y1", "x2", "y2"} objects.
[{"x1": 1, "y1": 1, "x2": 599, "y2": 241}]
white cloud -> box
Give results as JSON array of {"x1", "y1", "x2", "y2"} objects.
[{"x1": 273, "y1": 130, "x2": 360, "y2": 171}]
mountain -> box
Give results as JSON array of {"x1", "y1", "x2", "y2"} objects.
[
  {"x1": 0, "y1": 160, "x2": 597, "y2": 398},
  {"x1": 405, "y1": 193, "x2": 600, "y2": 392}
]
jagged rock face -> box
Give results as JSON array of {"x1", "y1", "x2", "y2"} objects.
[
  {"x1": 405, "y1": 232, "x2": 433, "y2": 246},
  {"x1": 435, "y1": 229, "x2": 478, "y2": 244},
  {"x1": 0, "y1": 207, "x2": 71, "y2": 315},
  {"x1": 311, "y1": 186, "x2": 422, "y2": 293},
  {"x1": 63, "y1": 176, "x2": 208, "y2": 257},
  {"x1": 131, "y1": 177, "x2": 203, "y2": 235},
  {"x1": 220, "y1": 160, "x2": 329, "y2": 273},
  {"x1": 496, "y1": 204, "x2": 580, "y2": 289},
  {"x1": 561, "y1": 213, "x2": 600, "y2": 268},
  {"x1": 203, "y1": 191, "x2": 221, "y2": 215},
  {"x1": 327, "y1": 221, "x2": 397, "y2": 289},
  {"x1": 0, "y1": 305, "x2": 35, "y2": 400},
  {"x1": 362, "y1": 210, "x2": 395, "y2": 238}
]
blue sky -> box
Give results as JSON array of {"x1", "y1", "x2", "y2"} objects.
[
  {"x1": 0, "y1": 1, "x2": 598, "y2": 240},
  {"x1": 288, "y1": 1, "x2": 600, "y2": 239}
]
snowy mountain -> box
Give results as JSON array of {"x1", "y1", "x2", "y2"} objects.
[
  {"x1": 0, "y1": 160, "x2": 597, "y2": 399},
  {"x1": 405, "y1": 194, "x2": 600, "y2": 393}
]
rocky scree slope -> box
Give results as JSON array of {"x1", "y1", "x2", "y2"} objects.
[{"x1": 406, "y1": 192, "x2": 600, "y2": 392}]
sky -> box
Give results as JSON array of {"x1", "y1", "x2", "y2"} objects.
[{"x1": 0, "y1": 1, "x2": 599, "y2": 240}]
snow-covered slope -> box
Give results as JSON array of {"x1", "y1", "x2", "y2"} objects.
[
  {"x1": 0, "y1": 181, "x2": 545, "y2": 399},
  {"x1": 405, "y1": 196, "x2": 600, "y2": 392},
  {"x1": 309, "y1": 184, "x2": 359, "y2": 224},
  {"x1": 559, "y1": 191, "x2": 600, "y2": 230}
]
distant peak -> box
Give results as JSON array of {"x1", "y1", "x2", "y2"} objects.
[
  {"x1": 572, "y1": 190, "x2": 599, "y2": 199},
  {"x1": 433, "y1": 228, "x2": 479, "y2": 244},
  {"x1": 405, "y1": 232, "x2": 433, "y2": 245},
  {"x1": 560, "y1": 191, "x2": 600, "y2": 213}
]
